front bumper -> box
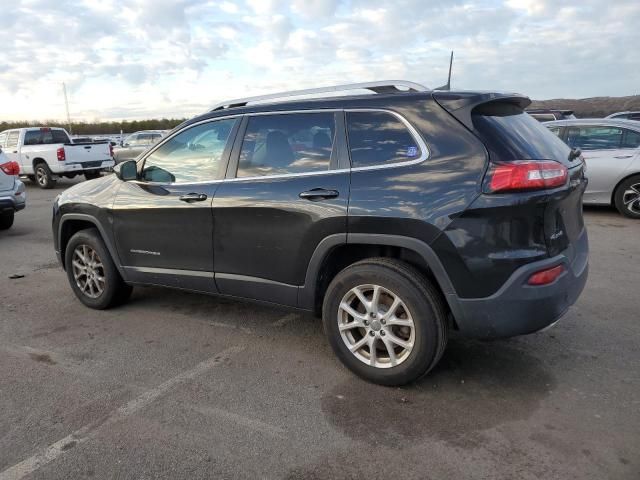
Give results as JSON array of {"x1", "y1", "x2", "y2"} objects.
[
  {"x1": 0, "y1": 179, "x2": 26, "y2": 213},
  {"x1": 453, "y1": 228, "x2": 589, "y2": 339}
]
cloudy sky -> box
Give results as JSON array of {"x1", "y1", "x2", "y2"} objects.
[{"x1": 1, "y1": 0, "x2": 638, "y2": 121}]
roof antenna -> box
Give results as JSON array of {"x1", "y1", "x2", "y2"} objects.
[{"x1": 435, "y1": 51, "x2": 454, "y2": 91}]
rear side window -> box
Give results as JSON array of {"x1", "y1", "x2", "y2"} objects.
[
  {"x1": 472, "y1": 102, "x2": 571, "y2": 161},
  {"x1": 566, "y1": 126, "x2": 623, "y2": 150},
  {"x1": 346, "y1": 111, "x2": 421, "y2": 168},
  {"x1": 6, "y1": 131, "x2": 19, "y2": 149},
  {"x1": 237, "y1": 112, "x2": 335, "y2": 178}
]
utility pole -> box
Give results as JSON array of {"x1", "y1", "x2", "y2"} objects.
[{"x1": 62, "y1": 82, "x2": 72, "y2": 134}]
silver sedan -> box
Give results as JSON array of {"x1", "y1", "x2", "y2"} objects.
[{"x1": 545, "y1": 119, "x2": 640, "y2": 218}]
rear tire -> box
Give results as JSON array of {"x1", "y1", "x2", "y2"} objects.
[
  {"x1": 0, "y1": 212, "x2": 14, "y2": 230},
  {"x1": 84, "y1": 171, "x2": 101, "y2": 181},
  {"x1": 614, "y1": 175, "x2": 640, "y2": 219},
  {"x1": 322, "y1": 258, "x2": 448, "y2": 386},
  {"x1": 34, "y1": 162, "x2": 55, "y2": 189},
  {"x1": 64, "y1": 229, "x2": 132, "y2": 309}
]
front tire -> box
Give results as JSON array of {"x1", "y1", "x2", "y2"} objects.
[
  {"x1": 64, "y1": 229, "x2": 132, "y2": 309},
  {"x1": 614, "y1": 175, "x2": 640, "y2": 219},
  {"x1": 34, "y1": 162, "x2": 55, "y2": 189},
  {"x1": 322, "y1": 258, "x2": 448, "y2": 386},
  {"x1": 0, "y1": 212, "x2": 14, "y2": 230}
]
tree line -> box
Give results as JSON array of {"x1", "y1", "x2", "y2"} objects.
[{"x1": 0, "y1": 118, "x2": 188, "y2": 135}]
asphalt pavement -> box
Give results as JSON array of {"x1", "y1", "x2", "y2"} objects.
[{"x1": 1, "y1": 177, "x2": 638, "y2": 479}]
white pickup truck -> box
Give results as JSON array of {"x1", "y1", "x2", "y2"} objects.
[{"x1": 0, "y1": 127, "x2": 115, "y2": 189}]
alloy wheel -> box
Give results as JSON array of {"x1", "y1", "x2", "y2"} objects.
[
  {"x1": 622, "y1": 183, "x2": 640, "y2": 215},
  {"x1": 71, "y1": 244, "x2": 106, "y2": 298},
  {"x1": 338, "y1": 284, "x2": 415, "y2": 368},
  {"x1": 36, "y1": 167, "x2": 47, "y2": 186}
]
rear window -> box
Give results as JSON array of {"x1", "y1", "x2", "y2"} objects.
[
  {"x1": 23, "y1": 129, "x2": 70, "y2": 145},
  {"x1": 473, "y1": 102, "x2": 571, "y2": 162}
]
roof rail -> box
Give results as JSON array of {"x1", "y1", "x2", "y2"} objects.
[{"x1": 209, "y1": 80, "x2": 429, "y2": 111}]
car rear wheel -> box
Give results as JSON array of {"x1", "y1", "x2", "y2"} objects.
[
  {"x1": 0, "y1": 212, "x2": 14, "y2": 230},
  {"x1": 614, "y1": 175, "x2": 640, "y2": 219},
  {"x1": 65, "y1": 229, "x2": 132, "y2": 309},
  {"x1": 322, "y1": 258, "x2": 448, "y2": 386},
  {"x1": 34, "y1": 162, "x2": 55, "y2": 189}
]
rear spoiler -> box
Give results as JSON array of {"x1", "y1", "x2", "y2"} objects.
[{"x1": 432, "y1": 91, "x2": 531, "y2": 131}]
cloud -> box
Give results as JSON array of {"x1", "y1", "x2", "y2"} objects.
[{"x1": 0, "y1": 0, "x2": 638, "y2": 121}]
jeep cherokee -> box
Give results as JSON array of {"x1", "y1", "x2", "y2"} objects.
[{"x1": 53, "y1": 81, "x2": 589, "y2": 386}]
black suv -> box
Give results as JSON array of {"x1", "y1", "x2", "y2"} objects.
[{"x1": 53, "y1": 81, "x2": 589, "y2": 386}]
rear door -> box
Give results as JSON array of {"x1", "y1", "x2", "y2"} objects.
[
  {"x1": 566, "y1": 125, "x2": 638, "y2": 203},
  {"x1": 212, "y1": 110, "x2": 349, "y2": 306},
  {"x1": 112, "y1": 118, "x2": 239, "y2": 292}
]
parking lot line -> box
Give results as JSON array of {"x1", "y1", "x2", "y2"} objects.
[{"x1": 0, "y1": 344, "x2": 245, "y2": 480}]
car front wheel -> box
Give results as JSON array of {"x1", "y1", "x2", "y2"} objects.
[
  {"x1": 65, "y1": 229, "x2": 132, "y2": 309},
  {"x1": 322, "y1": 258, "x2": 448, "y2": 386},
  {"x1": 614, "y1": 175, "x2": 640, "y2": 219}
]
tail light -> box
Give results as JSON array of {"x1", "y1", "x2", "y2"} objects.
[
  {"x1": 528, "y1": 265, "x2": 565, "y2": 286},
  {"x1": 57, "y1": 147, "x2": 66, "y2": 162},
  {"x1": 0, "y1": 161, "x2": 20, "y2": 176},
  {"x1": 485, "y1": 160, "x2": 568, "y2": 193}
]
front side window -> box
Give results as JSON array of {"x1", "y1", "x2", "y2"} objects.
[
  {"x1": 141, "y1": 119, "x2": 237, "y2": 183},
  {"x1": 567, "y1": 126, "x2": 623, "y2": 150},
  {"x1": 547, "y1": 126, "x2": 562, "y2": 138},
  {"x1": 346, "y1": 111, "x2": 422, "y2": 168},
  {"x1": 125, "y1": 134, "x2": 140, "y2": 146},
  {"x1": 237, "y1": 112, "x2": 335, "y2": 178},
  {"x1": 621, "y1": 129, "x2": 640, "y2": 149}
]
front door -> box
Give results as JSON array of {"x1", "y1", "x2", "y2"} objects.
[
  {"x1": 213, "y1": 111, "x2": 349, "y2": 306},
  {"x1": 112, "y1": 118, "x2": 239, "y2": 292}
]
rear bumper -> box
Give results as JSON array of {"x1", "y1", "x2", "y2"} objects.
[
  {"x1": 452, "y1": 228, "x2": 589, "y2": 339},
  {"x1": 56, "y1": 160, "x2": 115, "y2": 173},
  {"x1": 0, "y1": 180, "x2": 26, "y2": 213}
]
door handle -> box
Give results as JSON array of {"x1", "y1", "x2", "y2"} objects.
[
  {"x1": 614, "y1": 155, "x2": 633, "y2": 159},
  {"x1": 299, "y1": 188, "x2": 339, "y2": 201},
  {"x1": 179, "y1": 193, "x2": 208, "y2": 203}
]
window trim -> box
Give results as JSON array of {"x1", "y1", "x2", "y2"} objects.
[{"x1": 135, "y1": 108, "x2": 430, "y2": 185}]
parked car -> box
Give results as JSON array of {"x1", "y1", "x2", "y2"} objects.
[
  {"x1": 526, "y1": 109, "x2": 576, "y2": 122},
  {"x1": 0, "y1": 149, "x2": 26, "y2": 230},
  {"x1": 112, "y1": 130, "x2": 164, "y2": 163},
  {"x1": 545, "y1": 119, "x2": 640, "y2": 218},
  {"x1": 0, "y1": 127, "x2": 114, "y2": 189},
  {"x1": 53, "y1": 81, "x2": 588, "y2": 385},
  {"x1": 606, "y1": 111, "x2": 640, "y2": 121}
]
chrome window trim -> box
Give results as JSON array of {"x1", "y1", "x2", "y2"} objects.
[{"x1": 133, "y1": 108, "x2": 430, "y2": 186}]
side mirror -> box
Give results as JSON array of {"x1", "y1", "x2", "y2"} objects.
[{"x1": 114, "y1": 160, "x2": 138, "y2": 181}]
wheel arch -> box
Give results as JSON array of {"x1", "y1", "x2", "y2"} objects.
[
  {"x1": 300, "y1": 233, "x2": 463, "y2": 326},
  {"x1": 32, "y1": 157, "x2": 47, "y2": 169},
  {"x1": 58, "y1": 214, "x2": 125, "y2": 277},
  {"x1": 611, "y1": 171, "x2": 640, "y2": 205}
]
